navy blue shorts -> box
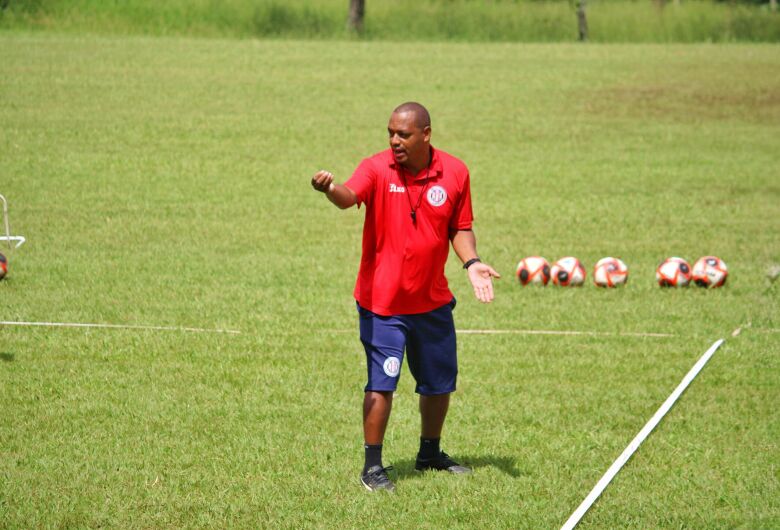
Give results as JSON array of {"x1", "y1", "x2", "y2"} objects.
[{"x1": 357, "y1": 299, "x2": 457, "y2": 395}]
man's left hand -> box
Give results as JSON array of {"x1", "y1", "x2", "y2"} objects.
[{"x1": 467, "y1": 262, "x2": 501, "y2": 303}]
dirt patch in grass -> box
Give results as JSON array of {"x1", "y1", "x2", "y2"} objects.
[{"x1": 585, "y1": 82, "x2": 780, "y2": 124}]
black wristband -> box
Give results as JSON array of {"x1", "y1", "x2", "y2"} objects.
[{"x1": 463, "y1": 257, "x2": 481, "y2": 270}]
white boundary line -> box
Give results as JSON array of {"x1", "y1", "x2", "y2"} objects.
[
  {"x1": 331, "y1": 329, "x2": 673, "y2": 338},
  {"x1": 457, "y1": 329, "x2": 674, "y2": 338},
  {"x1": 560, "y1": 338, "x2": 725, "y2": 530},
  {"x1": 0, "y1": 320, "x2": 241, "y2": 335},
  {"x1": 0, "y1": 324, "x2": 673, "y2": 338}
]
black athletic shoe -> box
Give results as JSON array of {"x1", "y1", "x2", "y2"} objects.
[
  {"x1": 415, "y1": 451, "x2": 472, "y2": 474},
  {"x1": 360, "y1": 465, "x2": 396, "y2": 492}
]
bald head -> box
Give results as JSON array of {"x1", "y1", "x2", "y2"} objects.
[{"x1": 392, "y1": 102, "x2": 431, "y2": 130}]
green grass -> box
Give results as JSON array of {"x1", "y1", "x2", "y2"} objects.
[
  {"x1": 1, "y1": 33, "x2": 779, "y2": 527},
  {"x1": 1, "y1": 0, "x2": 779, "y2": 42}
]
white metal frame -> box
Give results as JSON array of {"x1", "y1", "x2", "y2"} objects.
[{"x1": 0, "y1": 194, "x2": 25, "y2": 249}]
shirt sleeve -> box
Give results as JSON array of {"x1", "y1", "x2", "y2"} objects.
[
  {"x1": 344, "y1": 158, "x2": 376, "y2": 207},
  {"x1": 450, "y1": 170, "x2": 474, "y2": 231}
]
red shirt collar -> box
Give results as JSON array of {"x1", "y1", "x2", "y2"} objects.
[{"x1": 389, "y1": 146, "x2": 443, "y2": 181}]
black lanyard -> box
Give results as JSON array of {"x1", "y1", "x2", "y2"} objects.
[{"x1": 400, "y1": 162, "x2": 432, "y2": 225}]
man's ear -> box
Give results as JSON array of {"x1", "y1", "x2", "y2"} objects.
[{"x1": 423, "y1": 125, "x2": 432, "y2": 142}]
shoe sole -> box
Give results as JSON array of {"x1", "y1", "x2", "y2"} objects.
[
  {"x1": 414, "y1": 466, "x2": 473, "y2": 474},
  {"x1": 360, "y1": 477, "x2": 395, "y2": 492}
]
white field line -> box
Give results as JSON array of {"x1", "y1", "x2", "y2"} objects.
[
  {"x1": 0, "y1": 320, "x2": 241, "y2": 335},
  {"x1": 332, "y1": 329, "x2": 673, "y2": 338},
  {"x1": 456, "y1": 329, "x2": 673, "y2": 338},
  {"x1": 560, "y1": 338, "x2": 725, "y2": 530}
]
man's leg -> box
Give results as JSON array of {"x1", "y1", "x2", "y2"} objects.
[
  {"x1": 357, "y1": 304, "x2": 406, "y2": 491},
  {"x1": 408, "y1": 302, "x2": 470, "y2": 474},
  {"x1": 364, "y1": 390, "x2": 393, "y2": 444},
  {"x1": 419, "y1": 393, "x2": 449, "y2": 439},
  {"x1": 417, "y1": 393, "x2": 451, "y2": 466},
  {"x1": 415, "y1": 392, "x2": 470, "y2": 473},
  {"x1": 361, "y1": 390, "x2": 396, "y2": 491}
]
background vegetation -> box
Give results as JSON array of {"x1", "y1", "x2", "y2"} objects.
[
  {"x1": 1, "y1": 32, "x2": 778, "y2": 527},
  {"x1": 1, "y1": 0, "x2": 779, "y2": 42}
]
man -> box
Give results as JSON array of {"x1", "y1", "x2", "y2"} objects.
[{"x1": 311, "y1": 102, "x2": 500, "y2": 492}]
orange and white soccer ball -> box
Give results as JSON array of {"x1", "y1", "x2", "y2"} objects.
[
  {"x1": 593, "y1": 257, "x2": 628, "y2": 287},
  {"x1": 516, "y1": 256, "x2": 551, "y2": 286},
  {"x1": 692, "y1": 256, "x2": 728, "y2": 288},
  {"x1": 656, "y1": 257, "x2": 692, "y2": 287},
  {"x1": 551, "y1": 257, "x2": 585, "y2": 286}
]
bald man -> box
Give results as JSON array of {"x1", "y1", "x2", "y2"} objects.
[{"x1": 311, "y1": 102, "x2": 499, "y2": 492}]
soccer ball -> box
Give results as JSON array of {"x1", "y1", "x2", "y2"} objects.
[
  {"x1": 516, "y1": 256, "x2": 551, "y2": 286},
  {"x1": 593, "y1": 257, "x2": 628, "y2": 287},
  {"x1": 692, "y1": 256, "x2": 728, "y2": 288},
  {"x1": 0, "y1": 253, "x2": 6, "y2": 280},
  {"x1": 656, "y1": 257, "x2": 692, "y2": 287},
  {"x1": 551, "y1": 257, "x2": 585, "y2": 286}
]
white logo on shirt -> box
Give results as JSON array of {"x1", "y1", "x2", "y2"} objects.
[
  {"x1": 389, "y1": 183, "x2": 405, "y2": 193},
  {"x1": 427, "y1": 186, "x2": 447, "y2": 207},
  {"x1": 383, "y1": 357, "x2": 401, "y2": 378}
]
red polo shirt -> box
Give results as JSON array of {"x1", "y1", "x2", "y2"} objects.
[{"x1": 345, "y1": 147, "x2": 473, "y2": 316}]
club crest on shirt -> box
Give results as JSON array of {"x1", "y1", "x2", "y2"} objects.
[
  {"x1": 427, "y1": 186, "x2": 447, "y2": 207},
  {"x1": 383, "y1": 357, "x2": 400, "y2": 377}
]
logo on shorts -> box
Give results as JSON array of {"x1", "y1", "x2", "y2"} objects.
[
  {"x1": 427, "y1": 186, "x2": 447, "y2": 207},
  {"x1": 383, "y1": 357, "x2": 400, "y2": 377}
]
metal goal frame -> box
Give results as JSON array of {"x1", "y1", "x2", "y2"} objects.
[{"x1": 0, "y1": 194, "x2": 25, "y2": 250}]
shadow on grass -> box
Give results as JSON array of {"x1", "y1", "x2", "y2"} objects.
[
  {"x1": 0, "y1": 352, "x2": 14, "y2": 362},
  {"x1": 392, "y1": 454, "x2": 523, "y2": 482}
]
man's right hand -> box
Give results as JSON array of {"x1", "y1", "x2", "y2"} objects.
[
  {"x1": 310, "y1": 171, "x2": 358, "y2": 209},
  {"x1": 311, "y1": 170, "x2": 335, "y2": 193}
]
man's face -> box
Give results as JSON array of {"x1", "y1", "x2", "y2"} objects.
[{"x1": 387, "y1": 111, "x2": 430, "y2": 167}]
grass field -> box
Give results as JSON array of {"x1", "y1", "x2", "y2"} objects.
[{"x1": 1, "y1": 32, "x2": 779, "y2": 527}]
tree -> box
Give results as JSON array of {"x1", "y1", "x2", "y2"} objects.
[
  {"x1": 348, "y1": 0, "x2": 365, "y2": 33},
  {"x1": 577, "y1": 0, "x2": 588, "y2": 41}
]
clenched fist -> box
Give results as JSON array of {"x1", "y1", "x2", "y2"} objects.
[{"x1": 311, "y1": 170, "x2": 335, "y2": 193}]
